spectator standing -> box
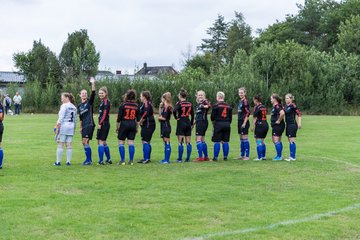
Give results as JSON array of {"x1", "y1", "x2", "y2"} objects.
[{"x1": 13, "y1": 92, "x2": 22, "y2": 115}]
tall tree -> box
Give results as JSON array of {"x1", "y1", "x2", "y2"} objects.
[
  {"x1": 226, "y1": 11, "x2": 253, "y2": 62},
  {"x1": 13, "y1": 40, "x2": 62, "y2": 86},
  {"x1": 59, "y1": 29, "x2": 100, "y2": 77},
  {"x1": 337, "y1": 15, "x2": 360, "y2": 54}
]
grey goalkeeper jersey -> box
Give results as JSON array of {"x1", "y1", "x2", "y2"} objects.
[{"x1": 57, "y1": 102, "x2": 77, "y2": 135}]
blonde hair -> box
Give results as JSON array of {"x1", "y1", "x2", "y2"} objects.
[
  {"x1": 217, "y1": 91, "x2": 225, "y2": 100},
  {"x1": 99, "y1": 86, "x2": 108, "y2": 97},
  {"x1": 196, "y1": 90, "x2": 206, "y2": 103},
  {"x1": 285, "y1": 93, "x2": 294, "y2": 101},
  {"x1": 62, "y1": 92, "x2": 75, "y2": 105},
  {"x1": 238, "y1": 87, "x2": 246, "y2": 94},
  {"x1": 162, "y1": 92, "x2": 173, "y2": 108}
]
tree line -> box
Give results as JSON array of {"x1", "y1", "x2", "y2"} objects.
[{"x1": 11, "y1": 0, "x2": 360, "y2": 114}]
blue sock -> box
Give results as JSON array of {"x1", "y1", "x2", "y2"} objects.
[
  {"x1": 118, "y1": 144, "x2": 125, "y2": 161},
  {"x1": 244, "y1": 139, "x2": 250, "y2": 158},
  {"x1": 178, "y1": 143, "x2": 184, "y2": 160},
  {"x1": 104, "y1": 144, "x2": 111, "y2": 160},
  {"x1": 149, "y1": 144, "x2": 152, "y2": 160},
  {"x1": 202, "y1": 141, "x2": 208, "y2": 158},
  {"x1": 275, "y1": 142, "x2": 282, "y2": 158},
  {"x1": 98, "y1": 144, "x2": 104, "y2": 162},
  {"x1": 143, "y1": 142, "x2": 150, "y2": 160},
  {"x1": 256, "y1": 140, "x2": 262, "y2": 159},
  {"x1": 214, "y1": 142, "x2": 220, "y2": 159},
  {"x1": 223, "y1": 142, "x2": 229, "y2": 159},
  {"x1": 262, "y1": 143, "x2": 266, "y2": 159},
  {"x1": 84, "y1": 144, "x2": 92, "y2": 162},
  {"x1": 0, "y1": 148, "x2": 3, "y2": 167},
  {"x1": 165, "y1": 143, "x2": 171, "y2": 161},
  {"x1": 240, "y1": 140, "x2": 245, "y2": 157},
  {"x1": 186, "y1": 143, "x2": 192, "y2": 161},
  {"x1": 196, "y1": 141, "x2": 203, "y2": 158},
  {"x1": 129, "y1": 144, "x2": 135, "y2": 161},
  {"x1": 280, "y1": 142, "x2": 283, "y2": 158},
  {"x1": 290, "y1": 142, "x2": 296, "y2": 159}
]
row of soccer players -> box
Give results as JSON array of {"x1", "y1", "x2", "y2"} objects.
[{"x1": 53, "y1": 77, "x2": 301, "y2": 165}]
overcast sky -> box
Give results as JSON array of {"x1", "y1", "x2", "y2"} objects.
[{"x1": 0, "y1": 0, "x2": 304, "y2": 74}]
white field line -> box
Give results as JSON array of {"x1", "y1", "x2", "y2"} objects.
[
  {"x1": 303, "y1": 155, "x2": 360, "y2": 168},
  {"x1": 181, "y1": 203, "x2": 360, "y2": 240}
]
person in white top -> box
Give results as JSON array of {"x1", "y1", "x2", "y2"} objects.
[
  {"x1": 12, "y1": 92, "x2": 22, "y2": 115},
  {"x1": 54, "y1": 92, "x2": 77, "y2": 166}
]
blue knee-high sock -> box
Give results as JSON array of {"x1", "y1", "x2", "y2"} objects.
[
  {"x1": 262, "y1": 143, "x2": 266, "y2": 159},
  {"x1": 275, "y1": 142, "x2": 282, "y2": 158},
  {"x1": 104, "y1": 144, "x2": 111, "y2": 160},
  {"x1": 256, "y1": 140, "x2": 262, "y2": 159},
  {"x1": 118, "y1": 144, "x2": 125, "y2": 162},
  {"x1": 196, "y1": 141, "x2": 203, "y2": 158},
  {"x1": 202, "y1": 141, "x2": 208, "y2": 158},
  {"x1": 143, "y1": 142, "x2": 150, "y2": 160},
  {"x1": 98, "y1": 144, "x2": 104, "y2": 162},
  {"x1": 0, "y1": 148, "x2": 3, "y2": 167},
  {"x1": 240, "y1": 140, "x2": 245, "y2": 157},
  {"x1": 186, "y1": 143, "x2": 192, "y2": 161},
  {"x1": 149, "y1": 144, "x2": 152, "y2": 159},
  {"x1": 214, "y1": 142, "x2": 220, "y2": 159},
  {"x1": 223, "y1": 142, "x2": 229, "y2": 159},
  {"x1": 129, "y1": 144, "x2": 135, "y2": 161},
  {"x1": 165, "y1": 143, "x2": 171, "y2": 161},
  {"x1": 290, "y1": 142, "x2": 296, "y2": 159},
  {"x1": 244, "y1": 139, "x2": 250, "y2": 158},
  {"x1": 84, "y1": 144, "x2": 92, "y2": 162},
  {"x1": 178, "y1": 143, "x2": 184, "y2": 160}
]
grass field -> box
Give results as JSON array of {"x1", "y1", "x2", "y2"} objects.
[{"x1": 0, "y1": 114, "x2": 359, "y2": 239}]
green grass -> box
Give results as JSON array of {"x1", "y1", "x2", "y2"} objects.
[{"x1": 1, "y1": 114, "x2": 360, "y2": 239}]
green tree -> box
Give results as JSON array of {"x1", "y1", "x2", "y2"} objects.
[
  {"x1": 337, "y1": 15, "x2": 360, "y2": 54},
  {"x1": 13, "y1": 40, "x2": 62, "y2": 86},
  {"x1": 226, "y1": 12, "x2": 253, "y2": 62},
  {"x1": 185, "y1": 52, "x2": 218, "y2": 75},
  {"x1": 59, "y1": 29, "x2": 100, "y2": 78}
]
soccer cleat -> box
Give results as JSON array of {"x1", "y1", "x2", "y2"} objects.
[
  {"x1": 159, "y1": 159, "x2": 170, "y2": 164},
  {"x1": 0, "y1": 166, "x2": 2, "y2": 169},
  {"x1": 194, "y1": 157, "x2": 204, "y2": 162},
  {"x1": 54, "y1": 162, "x2": 61, "y2": 166},
  {"x1": 118, "y1": 161, "x2": 126, "y2": 166},
  {"x1": 82, "y1": 160, "x2": 92, "y2": 165},
  {"x1": 272, "y1": 156, "x2": 283, "y2": 161},
  {"x1": 242, "y1": 157, "x2": 250, "y2": 161},
  {"x1": 137, "y1": 159, "x2": 144, "y2": 163},
  {"x1": 184, "y1": 159, "x2": 190, "y2": 162},
  {"x1": 142, "y1": 159, "x2": 151, "y2": 164},
  {"x1": 223, "y1": 158, "x2": 228, "y2": 161},
  {"x1": 176, "y1": 159, "x2": 183, "y2": 163},
  {"x1": 203, "y1": 157, "x2": 210, "y2": 161},
  {"x1": 128, "y1": 161, "x2": 134, "y2": 166},
  {"x1": 66, "y1": 162, "x2": 71, "y2": 166},
  {"x1": 98, "y1": 161, "x2": 105, "y2": 165},
  {"x1": 285, "y1": 157, "x2": 296, "y2": 162},
  {"x1": 211, "y1": 158, "x2": 218, "y2": 161},
  {"x1": 106, "y1": 160, "x2": 113, "y2": 164},
  {"x1": 262, "y1": 157, "x2": 267, "y2": 160},
  {"x1": 253, "y1": 158, "x2": 263, "y2": 161}
]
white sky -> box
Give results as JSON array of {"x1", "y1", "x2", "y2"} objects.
[{"x1": 0, "y1": 0, "x2": 303, "y2": 74}]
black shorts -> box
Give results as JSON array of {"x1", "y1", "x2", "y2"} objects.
[
  {"x1": 286, "y1": 124, "x2": 298, "y2": 138},
  {"x1": 82, "y1": 125, "x2": 95, "y2": 140},
  {"x1": 195, "y1": 120, "x2": 208, "y2": 136},
  {"x1": 118, "y1": 121, "x2": 137, "y2": 141},
  {"x1": 238, "y1": 120, "x2": 250, "y2": 135},
  {"x1": 176, "y1": 120, "x2": 192, "y2": 136},
  {"x1": 212, "y1": 121, "x2": 231, "y2": 142},
  {"x1": 272, "y1": 122, "x2": 285, "y2": 137},
  {"x1": 254, "y1": 122, "x2": 269, "y2": 139},
  {"x1": 161, "y1": 124, "x2": 171, "y2": 139},
  {"x1": 96, "y1": 122, "x2": 110, "y2": 141},
  {"x1": 0, "y1": 123, "x2": 3, "y2": 142},
  {"x1": 141, "y1": 124, "x2": 156, "y2": 142}
]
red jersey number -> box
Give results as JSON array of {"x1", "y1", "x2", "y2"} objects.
[
  {"x1": 124, "y1": 109, "x2": 136, "y2": 120},
  {"x1": 181, "y1": 107, "x2": 192, "y2": 117}
]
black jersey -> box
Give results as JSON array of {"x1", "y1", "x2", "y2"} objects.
[
  {"x1": 195, "y1": 100, "x2": 210, "y2": 122},
  {"x1": 117, "y1": 102, "x2": 140, "y2": 123},
  {"x1": 0, "y1": 102, "x2": 3, "y2": 122},
  {"x1": 78, "y1": 91, "x2": 95, "y2": 128},
  {"x1": 140, "y1": 101, "x2": 155, "y2": 127},
  {"x1": 270, "y1": 103, "x2": 285, "y2": 126},
  {"x1": 173, "y1": 101, "x2": 194, "y2": 125},
  {"x1": 237, "y1": 98, "x2": 250, "y2": 122},
  {"x1": 211, "y1": 101, "x2": 232, "y2": 123},
  {"x1": 285, "y1": 103, "x2": 301, "y2": 125},
  {"x1": 98, "y1": 98, "x2": 110, "y2": 125},
  {"x1": 160, "y1": 106, "x2": 172, "y2": 127},
  {"x1": 253, "y1": 104, "x2": 267, "y2": 124}
]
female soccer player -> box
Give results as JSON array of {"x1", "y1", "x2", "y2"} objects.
[
  {"x1": 210, "y1": 91, "x2": 232, "y2": 161},
  {"x1": 251, "y1": 95, "x2": 269, "y2": 161},
  {"x1": 78, "y1": 77, "x2": 96, "y2": 165},
  {"x1": 116, "y1": 89, "x2": 140, "y2": 165},
  {"x1": 284, "y1": 93, "x2": 302, "y2": 161},
  {"x1": 158, "y1": 92, "x2": 173, "y2": 164},
  {"x1": 173, "y1": 89, "x2": 194, "y2": 162},
  {"x1": 138, "y1": 91, "x2": 156, "y2": 164},
  {"x1": 237, "y1": 87, "x2": 250, "y2": 160},
  {"x1": 54, "y1": 93, "x2": 77, "y2": 166},
  {"x1": 270, "y1": 93, "x2": 285, "y2": 161},
  {"x1": 0, "y1": 94, "x2": 5, "y2": 169},
  {"x1": 97, "y1": 86, "x2": 111, "y2": 165},
  {"x1": 194, "y1": 90, "x2": 210, "y2": 161}
]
